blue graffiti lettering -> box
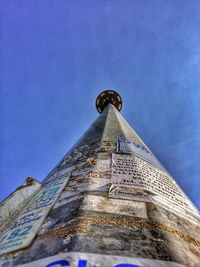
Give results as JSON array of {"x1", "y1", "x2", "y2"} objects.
[
  {"x1": 45, "y1": 259, "x2": 142, "y2": 267},
  {"x1": 115, "y1": 264, "x2": 141, "y2": 267},
  {"x1": 45, "y1": 260, "x2": 70, "y2": 266},
  {"x1": 77, "y1": 260, "x2": 87, "y2": 267}
]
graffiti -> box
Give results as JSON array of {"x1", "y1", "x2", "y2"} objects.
[
  {"x1": 17, "y1": 252, "x2": 186, "y2": 267},
  {"x1": 45, "y1": 260, "x2": 140, "y2": 267}
]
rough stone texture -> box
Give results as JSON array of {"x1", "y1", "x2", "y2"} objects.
[{"x1": 0, "y1": 104, "x2": 200, "y2": 267}]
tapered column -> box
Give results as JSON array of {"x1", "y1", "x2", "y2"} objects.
[{"x1": 0, "y1": 90, "x2": 199, "y2": 267}]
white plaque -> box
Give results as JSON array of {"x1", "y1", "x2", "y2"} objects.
[
  {"x1": 80, "y1": 195, "x2": 147, "y2": 219},
  {"x1": 0, "y1": 175, "x2": 70, "y2": 256},
  {"x1": 0, "y1": 180, "x2": 41, "y2": 235},
  {"x1": 117, "y1": 137, "x2": 164, "y2": 170},
  {"x1": 110, "y1": 153, "x2": 199, "y2": 216},
  {"x1": 94, "y1": 158, "x2": 111, "y2": 172}
]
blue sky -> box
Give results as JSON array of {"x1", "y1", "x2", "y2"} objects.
[{"x1": 0, "y1": 0, "x2": 200, "y2": 210}]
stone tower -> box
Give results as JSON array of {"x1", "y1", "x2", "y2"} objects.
[{"x1": 0, "y1": 90, "x2": 200, "y2": 267}]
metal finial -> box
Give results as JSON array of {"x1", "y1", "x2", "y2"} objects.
[{"x1": 96, "y1": 90, "x2": 122, "y2": 113}]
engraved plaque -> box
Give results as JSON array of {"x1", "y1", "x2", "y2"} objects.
[
  {"x1": 117, "y1": 137, "x2": 164, "y2": 170},
  {"x1": 109, "y1": 153, "x2": 198, "y2": 216},
  {"x1": 80, "y1": 195, "x2": 147, "y2": 219},
  {"x1": 109, "y1": 185, "x2": 151, "y2": 202},
  {"x1": 94, "y1": 158, "x2": 111, "y2": 172}
]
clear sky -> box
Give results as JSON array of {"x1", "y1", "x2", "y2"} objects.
[{"x1": 0, "y1": 0, "x2": 200, "y2": 210}]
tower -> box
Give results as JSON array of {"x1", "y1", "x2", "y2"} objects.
[{"x1": 0, "y1": 90, "x2": 200, "y2": 267}]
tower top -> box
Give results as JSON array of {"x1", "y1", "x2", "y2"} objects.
[{"x1": 96, "y1": 90, "x2": 122, "y2": 113}]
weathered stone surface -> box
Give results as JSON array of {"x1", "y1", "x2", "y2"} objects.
[
  {"x1": 80, "y1": 195, "x2": 148, "y2": 218},
  {"x1": 0, "y1": 104, "x2": 199, "y2": 267}
]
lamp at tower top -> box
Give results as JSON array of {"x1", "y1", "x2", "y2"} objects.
[{"x1": 96, "y1": 90, "x2": 123, "y2": 113}]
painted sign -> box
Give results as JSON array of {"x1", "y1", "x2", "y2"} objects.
[
  {"x1": 117, "y1": 137, "x2": 164, "y2": 170},
  {"x1": 16, "y1": 252, "x2": 186, "y2": 267},
  {"x1": 109, "y1": 153, "x2": 199, "y2": 216},
  {"x1": 0, "y1": 175, "x2": 70, "y2": 256},
  {"x1": 0, "y1": 179, "x2": 41, "y2": 235}
]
